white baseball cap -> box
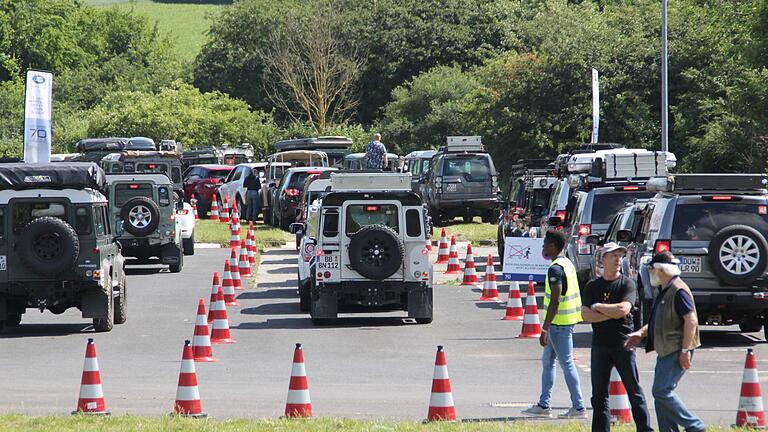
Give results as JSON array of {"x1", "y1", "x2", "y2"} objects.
[{"x1": 602, "y1": 242, "x2": 627, "y2": 254}]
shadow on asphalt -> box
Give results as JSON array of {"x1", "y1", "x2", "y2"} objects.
[
  {"x1": 266, "y1": 267, "x2": 297, "y2": 275},
  {"x1": 125, "y1": 266, "x2": 164, "y2": 276},
  {"x1": 699, "y1": 330, "x2": 765, "y2": 347},
  {"x1": 474, "y1": 301, "x2": 506, "y2": 310},
  {"x1": 253, "y1": 281, "x2": 291, "y2": 289},
  {"x1": 0, "y1": 323, "x2": 93, "y2": 338},
  {"x1": 232, "y1": 316, "x2": 419, "y2": 330},
  {"x1": 240, "y1": 302, "x2": 299, "y2": 315},
  {"x1": 262, "y1": 249, "x2": 295, "y2": 256},
  {"x1": 237, "y1": 288, "x2": 296, "y2": 300},
  {"x1": 260, "y1": 257, "x2": 297, "y2": 266}
]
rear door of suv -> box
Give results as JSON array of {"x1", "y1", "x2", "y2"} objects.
[{"x1": 439, "y1": 154, "x2": 494, "y2": 200}]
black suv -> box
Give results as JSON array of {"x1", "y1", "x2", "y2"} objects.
[{"x1": 623, "y1": 174, "x2": 768, "y2": 336}]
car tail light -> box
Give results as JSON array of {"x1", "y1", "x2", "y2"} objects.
[
  {"x1": 711, "y1": 195, "x2": 732, "y2": 200},
  {"x1": 170, "y1": 214, "x2": 176, "y2": 221},
  {"x1": 555, "y1": 210, "x2": 567, "y2": 224},
  {"x1": 92, "y1": 247, "x2": 100, "y2": 253},
  {"x1": 365, "y1": 206, "x2": 379, "y2": 212},
  {"x1": 177, "y1": 209, "x2": 189, "y2": 215},
  {"x1": 577, "y1": 224, "x2": 591, "y2": 254},
  {"x1": 324, "y1": 271, "x2": 331, "y2": 278},
  {"x1": 316, "y1": 249, "x2": 324, "y2": 256},
  {"x1": 654, "y1": 239, "x2": 671, "y2": 254},
  {"x1": 616, "y1": 185, "x2": 642, "y2": 191},
  {"x1": 285, "y1": 188, "x2": 300, "y2": 197},
  {"x1": 760, "y1": 206, "x2": 767, "y2": 215},
  {"x1": 92, "y1": 270, "x2": 101, "y2": 281},
  {"x1": 317, "y1": 272, "x2": 323, "y2": 278},
  {"x1": 129, "y1": 184, "x2": 139, "y2": 189},
  {"x1": 148, "y1": 164, "x2": 156, "y2": 169}
]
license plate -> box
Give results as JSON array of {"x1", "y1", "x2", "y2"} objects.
[
  {"x1": 679, "y1": 256, "x2": 701, "y2": 273},
  {"x1": 317, "y1": 255, "x2": 339, "y2": 270},
  {"x1": 446, "y1": 183, "x2": 457, "y2": 192}
]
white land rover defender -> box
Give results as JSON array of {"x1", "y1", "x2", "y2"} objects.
[{"x1": 302, "y1": 172, "x2": 433, "y2": 324}]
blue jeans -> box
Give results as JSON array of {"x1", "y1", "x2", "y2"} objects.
[
  {"x1": 652, "y1": 352, "x2": 705, "y2": 432},
  {"x1": 246, "y1": 190, "x2": 260, "y2": 222},
  {"x1": 538, "y1": 324, "x2": 585, "y2": 410}
]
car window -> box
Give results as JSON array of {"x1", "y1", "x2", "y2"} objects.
[
  {"x1": 605, "y1": 212, "x2": 626, "y2": 242},
  {"x1": 345, "y1": 204, "x2": 399, "y2": 235},
  {"x1": 405, "y1": 209, "x2": 422, "y2": 237},
  {"x1": 322, "y1": 210, "x2": 339, "y2": 237},
  {"x1": 287, "y1": 172, "x2": 312, "y2": 190},
  {"x1": 441, "y1": 156, "x2": 491, "y2": 181},
  {"x1": 114, "y1": 183, "x2": 153, "y2": 207},
  {"x1": 101, "y1": 206, "x2": 111, "y2": 236},
  {"x1": 671, "y1": 203, "x2": 768, "y2": 241},
  {"x1": 0, "y1": 207, "x2": 5, "y2": 234},
  {"x1": 410, "y1": 159, "x2": 421, "y2": 175},
  {"x1": 172, "y1": 167, "x2": 182, "y2": 183},
  {"x1": 75, "y1": 206, "x2": 92, "y2": 235},
  {"x1": 210, "y1": 169, "x2": 231, "y2": 180},
  {"x1": 13, "y1": 202, "x2": 67, "y2": 233},
  {"x1": 93, "y1": 207, "x2": 105, "y2": 235},
  {"x1": 231, "y1": 167, "x2": 244, "y2": 182},
  {"x1": 591, "y1": 192, "x2": 655, "y2": 225},
  {"x1": 136, "y1": 163, "x2": 168, "y2": 175}
]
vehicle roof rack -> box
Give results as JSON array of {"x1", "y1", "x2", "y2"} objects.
[
  {"x1": 566, "y1": 142, "x2": 625, "y2": 155},
  {"x1": 438, "y1": 136, "x2": 485, "y2": 153},
  {"x1": 0, "y1": 163, "x2": 106, "y2": 192},
  {"x1": 648, "y1": 174, "x2": 768, "y2": 195},
  {"x1": 330, "y1": 172, "x2": 412, "y2": 192},
  {"x1": 273, "y1": 136, "x2": 353, "y2": 151},
  {"x1": 75, "y1": 137, "x2": 128, "y2": 153},
  {"x1": 565, "y1": 149, "x2": 676, "y2": 190}
]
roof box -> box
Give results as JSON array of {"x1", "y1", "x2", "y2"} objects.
[
  {"x1": 443, "y1": 136, "x2": 484, "y2": 153},
  {"x1": 273, "y1": 136, "x2": 353, "y2": 151},
  {"x1": 648, "y1": 174, "x2": 768, "y2": 195},
  {"x1": 75, "y1": 137, "x2": 128, "y2": 153},
  {"x1": 330, "y1": 172, "x2": 412, "y2": 192},
  {"x1": 0, "y1": 163, "x2": 106, "y2": 192},
  {"x1": 567, "y1": 149, "x2": 676, "y2": 180}
]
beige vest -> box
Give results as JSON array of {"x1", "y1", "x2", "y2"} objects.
[{"x1": 652, "y1": 278, "x2": 701, "y2": 357}]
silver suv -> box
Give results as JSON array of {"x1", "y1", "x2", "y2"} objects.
[{"x1": 303, "y1": 172, "x2": 433, "y2": 324}]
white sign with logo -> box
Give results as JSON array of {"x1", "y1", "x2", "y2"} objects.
[
  {"x1": 501, "y1": 237, "x2": 550, "y2": 282},
  {"x1": 23, "y1": 70, "x2": 53, "y2": 163}
]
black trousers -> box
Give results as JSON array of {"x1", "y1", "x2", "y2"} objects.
[{"x1": 591, "y1": 344, "x2": 654, "y2": 432}]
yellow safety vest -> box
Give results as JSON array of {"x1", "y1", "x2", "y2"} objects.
[{"x1": 543, "y1": 256, "x2": 582, "y2": 325}]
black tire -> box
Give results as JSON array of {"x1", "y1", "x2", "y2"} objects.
[
  {"x1": 348, "y1": 225, "x2": 404, "y2": 280},
  {"x1": 170, "y1": 250, "x2": 183, "y2": 273},
  {"x1": 17, "y1": 216, "x2": 80, "y2": 276},
  {"x1": 416, "y1": 317, "x2": 433, "y2": 324},
  {"x1": 183, "y1": 232, "x2": 195, "y2": 256},
  {"x1": 120, "y1": 196, "x2": 160, "y2": 237},
  {"x1": 6, "y1": 313, "x2": 21, "y2": 327},
  {"x1": 463, "y1": 215, "x2": 473, "y2": 223},
  {"x1": 739, "y1": 315, "x2": 762, "y2": 333},
  {"x1": 114, "y1": 275, "x2": 127, "y2": 325},
  {"x1": 93, "y1": 290, "x2": 114, "y2": 332},
  {"x1": 708, "y1": 225, "x2": 768, "y2": 286},
  {"x1": 299, "y1": 282, "x2": 310, "y2": 312}
]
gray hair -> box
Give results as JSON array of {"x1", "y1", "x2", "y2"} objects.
[
  {"x1": 652, "y1": 263, "x2": 681, "y2": 278},
  {"x1": 374, "y1": 133, "x2": 382, "y2": 140}
]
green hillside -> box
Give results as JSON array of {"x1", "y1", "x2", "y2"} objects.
[{"x1": 84, "y1": 0, "x2": 226, "y2": 61}]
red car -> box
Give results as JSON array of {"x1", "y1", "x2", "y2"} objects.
[{"x1": 182, "y1": 164, "x2": 234, "y2": 217}]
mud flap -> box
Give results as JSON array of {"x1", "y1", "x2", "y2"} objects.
[
  {"x1": 311, "y1": 284, "x2": 337, "y2": 319},
  {"x1": 161, "y1": 243, "x2": 181, "y2": 265},
  {"x1": 407, "y1": 287, "x2": 433, "y2": 319},
  {"x1": 81, "y1": 291, "x2": 110, "y2": 319},
  {"x1": 0, "y1": 297, "x2": 6, "y2": 320}
]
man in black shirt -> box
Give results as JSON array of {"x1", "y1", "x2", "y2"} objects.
[
  {"x1": 243, "y1": 168, "x2": 261, "y2": 222},
  {"x1": 582, "y1": 242, "x2": 653, "y2": 432}
]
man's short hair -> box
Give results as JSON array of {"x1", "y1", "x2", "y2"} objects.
[
  {"x1": 374, "y1": 133, "x2": 382, "y2": 140},
  {"x1": 544, "y1": 229, "x2": 568, "y2": 253}
]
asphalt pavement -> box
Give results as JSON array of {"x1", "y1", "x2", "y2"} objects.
[{"x1": 0, "y1": 243, "x2": 766, "y2": 425}]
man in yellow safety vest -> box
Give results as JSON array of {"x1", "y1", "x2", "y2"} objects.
[{"x1": 522, "y1": 229, "x2": 587, "y2": 419}]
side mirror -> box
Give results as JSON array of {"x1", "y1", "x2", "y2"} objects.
[
  {"x1": 585, "y1": 234, "x2": 601, "y2": 245},
  {"x1": 289, "y1": 223, "x2": 304, "y2": 235},
  {"x1": 616, "y1": 229, "x2": 634, "y2": 243},
  {"x1": 548, "y1": 216, "x2": 562, "y2": 227},
  {"x1": 306, "y1": 236, "x2": 317, "y2": 245}
]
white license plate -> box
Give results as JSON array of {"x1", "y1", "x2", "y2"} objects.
[
  {"x1": 317, "y1": 255, "x2": 339, "y2": 270},
  {"x1": 446, "y1": 183, "x2": 457, "y2": 192},
  {"x1": 679, "y1": 256, "x2": 701, "y2": 273}
]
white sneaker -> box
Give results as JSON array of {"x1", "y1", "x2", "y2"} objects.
[
  {"x1": 522, "y1": 404, "x2": 553, "y2": 418},
  {"x1": 558, "y1": 407, "x2": 588, "y2": 419}
]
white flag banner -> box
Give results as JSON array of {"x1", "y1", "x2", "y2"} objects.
[
  {"x1": 24, "y1": 70, "x2": 53, "y2": 163},
  {"x1": 591, "y1": 68, "x2": 599, "y2": 144}
]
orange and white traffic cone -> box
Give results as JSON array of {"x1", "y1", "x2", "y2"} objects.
[
  {"x1": 517, "y1": 281, "x2": 542, "y2": 338},
  {"x1": 479, "y1": 255, "x2": 500, "y2": 301},
  {"x1": 502, "y1": 281, "x2": 524, "y2": 321},
  {"x1": 207, "y1": 272, "x2": 221, "y2": 324},
  {"x1": 247, "y1": 230, "x2": 257, "y2": 266},
  {"x1": 444, "y1": 236, "x2": 462, "y2": 274},
  {"x1": 436, "y1": 228, "x2": 449, "y2": 264},
  {"x1": 460, "y1": 244, "x2": 479, "y2": 287},
  {"x1": 426, "y1": 345, "x2": 456, "y2": 422},
  {"x1": 231, "y1": 205, "x2": 241, "y2": 234},
  {"x1": 238, "y1": 245, "x2": 252, "y2": 279},
  {"x1": 210, "y1": 287, "x2": 236, "y2": 344},
  {"x1": 192, "y1": 201, "x2": 199, "y2": 220},
  {"x1": 173, "y1": 340, "x2": 207, "y2": 418},
  {"x1": 191, "y1": 298, "x2": 216, "y2": 362},
  {"x1": 221, "y1": 260, "x2": 239, "y2": 306},
  {"x1": 285, "y1": 343, "x2": 313, "y2": 418},
  {"x1": 229, "y1": 249, "x2": 243, "y2": 291},
  {"x1": 736, "y1": 348, "x2": 766, "y2": 427},
  {"x1": 73, "y1": 338, "x2": 110, "y2": 415},
  {"x1": 229, "y1": 224, "x2": 241, "y2": 250},
  {"x1": 220, "y1": 197, "x2": 230, "y2": 224},
  {"x1": 209, "y1": 199, "x2": 220, "y2": 221},
  {"x1": 609, "y1": 367, "x2": 632, "y2": 424}
]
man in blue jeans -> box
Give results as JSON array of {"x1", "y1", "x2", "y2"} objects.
[
  {"x1": 522, "y1": 229, "x2": 587, "y2": 419},
  {"x1": 625, "y1": 251, "x2": 705, "y2": 432}
]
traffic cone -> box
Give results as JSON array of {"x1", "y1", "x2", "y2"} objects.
[
  {"x1": 210, "y1": 287, "x2": 236, "y2": 344},
  {"x1": 436, "y1": 228, "x2": 449, "y2": 264},
  {"x1": 229, "y1": 224, "x2": 241, "y2": 249},
  {"x1": 736, "y1": 348, "x2": 767, "y2": 427},
  {"x1": 192, "y1": 202, "x2": 199, "y2": 220},
  {"x1": 517, "y1": 281, "x2": 542, "y2": 338},
  {"x1": 230, "y1": 249, "x2": 243, "y2": 291},
  {"x1": 426, "y1": 345, "x2": 456, "y2": 422},
  {"x1": 444, "y1": 236, "x2": 462, "y2": 274},
  {"x1": 209, "y1": 199, "x2": 219, "y2": 221},
  {"x1": 247, "y1": 229, "x2": 257, "y2": 266},
  {"x1": 191, "y1": 298, "x2": 216, "y2": 362},
  {"x1": 207, "y1": 272, "x2": 221, "y2": 324},
  {"x1": 609, "y1": 367, "x2": 632, "y2": 424},
  {"x1": 285, "y1": 343, "x2": 313, "y2": 418},
  {"x1": 479, "y1": 255, "x2": 500, "y2": 301},
  {"x1": 502, "y1": 281, "x2": 524, "y2": 321},
  {"x1": 238, "y1": 245, "x2": 252, "y2": 279},
  {"x1": 231, "y1": 205, "x2": 241, "y2": 234},
  {"x1": 221, "y1": 260, "x2": 239, "y2": 306},
  {"x1": 173, "y1": 340, "x2": 207, "y2": 418},
  {"x1": 73, "y1": 338, "x2": 110, "y2": 415},
  {"x1": 220, "y1": 197, "x2": 230, "y2": 223},
  {"x1": 461, "y1": 244, "x2": 479, "y2": 287}
]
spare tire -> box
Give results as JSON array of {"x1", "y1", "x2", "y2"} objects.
[
  {"x1": 17, "y1": 216, "x2": 79, "y2": 276},
  {"x1": 120, "y1": 196, "x2": 160, "y2": 237},
  {"x1": 348, "y1": 224, "x2": 404, "y2": 280},
  {"x1": 708, "y1": 224, "x2": 768, "y2": 286}
]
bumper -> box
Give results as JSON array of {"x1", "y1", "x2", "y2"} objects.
[
  {"x1": 315, "y1": 280, "x2": 431, "y2": 310},
  {"x1": 433, "y1": 198, "x2": 500, "y2": 216}
]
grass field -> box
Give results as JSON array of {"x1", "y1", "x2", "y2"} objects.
[
  {"x1": 432, "y1": 219, "x2": 498, "y2": 247},
  {"x1": 195, "y1": 220, "x2": 291, "y2": 248},
  {"x1": 83, "y1": 0, "x2": 227, "y2": 61},
  {"x1": 0, "y1": 415, "x2": 646, "y2": 432}
]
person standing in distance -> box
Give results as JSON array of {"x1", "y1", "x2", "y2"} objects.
[
  {"x1": 582, "y1": 242, "x2": 653, "y2": 432},
  {"x1": 243, "y1": 167, "x2": 261, "y2": 222},
  {"x1": 365, "y1": 133, "x2": 388, "y2": 170},
  {"x1": 625, "y1": 251, "x2": 704, "y2": 432},
  {"x1": 522, "y1": 229, "x2": 587, "y2": 419}
]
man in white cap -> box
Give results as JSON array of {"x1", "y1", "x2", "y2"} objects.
[{"x1": 582, "y1": 242, "x2": 653, "y2": 432}]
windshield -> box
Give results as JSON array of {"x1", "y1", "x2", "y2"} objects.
[
  {"x1": 114, "y1": 184, "x2": 154, "y2": 206},
  {"x1": 591, "y1": 192, "x2": 655, "y2": 225},
  {"x1": 345, "y1": 204, "x2": 399, "y2": 235},
  {"x1": 208, "y1": 169, "x2": 231, "y2": 180},
  {"x1": 442, "y1": 156, "x2": 491, "y2": 181},
  {"x1": 288, "y1": 172, "x2": 312, "y2": 190},
  {"x1": 672, "y1": 203, "x2": 768, "y2": 241}
]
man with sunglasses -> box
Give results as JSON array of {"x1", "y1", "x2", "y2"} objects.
[{"x1": 625, "y1": 251, "x2": 704, "y2": 432}]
